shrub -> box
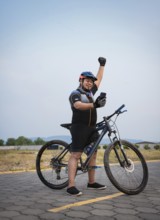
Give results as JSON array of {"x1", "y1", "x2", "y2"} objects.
[
  {"x1": 154, "y1": 145, "x2": 160, "y2": 150},
  {"x1": 144, "y1": 144, "x2": 150, "y2": 150},
  {"x1": 103, "y1": 145, "x2": 108, "y2": 149}
]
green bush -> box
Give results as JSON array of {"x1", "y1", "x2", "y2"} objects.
[
  {"x1": 144, "y1": 145, "x2": 150, "y2": 150},
  {"x1": 103, "y1": 145, "x2": 108, "y2": 149},
  {"x1": 154, "y1": 145, "x2": 160, "y2": 150}
]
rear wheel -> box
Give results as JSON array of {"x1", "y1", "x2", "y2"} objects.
[
  {"x1": 36, "y1": 140, "x2": 70, "y2": 189},
  {"x1": 104, "y1": 140, "x2": 148, "y2": 195}
]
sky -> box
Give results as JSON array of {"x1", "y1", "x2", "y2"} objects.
[{"x1": 0, "y1": 0, "x2": 160, "y2": 142}]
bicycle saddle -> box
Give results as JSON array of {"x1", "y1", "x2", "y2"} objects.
[{"x1": 60, "y1": 123, "x2": 72, "y2": 130}]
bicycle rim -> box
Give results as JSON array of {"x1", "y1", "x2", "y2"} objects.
[
  {"x1": 104, "y1": 140, "x2": 148, "y2": 195},
  {"x1": 36, "y1": 140, "x2": 70, "y2": 189}
]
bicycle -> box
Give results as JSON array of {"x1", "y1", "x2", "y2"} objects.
[{"x1": 36, "y1": 104, "x2": 148, "y2": 195}]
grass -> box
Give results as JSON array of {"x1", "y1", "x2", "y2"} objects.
[
  {"x1": 97, "y1": 149, "x2": 160, "y2": 163},
  {"x1": 0, "y1": 149, "x2": 160, "y2": 173},
  {"x1": 0, "y1": 150, "x2": 37, "y2": 172}
]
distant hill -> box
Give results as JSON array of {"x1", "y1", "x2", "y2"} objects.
[{"x1": 30, "y1": 135, "x2": 143, "y2": 145}]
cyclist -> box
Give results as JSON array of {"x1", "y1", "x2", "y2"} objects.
[{"x1": 67, "y1": 57, "x2": 107, "y2": 196}]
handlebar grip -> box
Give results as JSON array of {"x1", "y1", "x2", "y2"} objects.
[{"x1": 115, "y1": 104, "x2": 125, "y2": 114}]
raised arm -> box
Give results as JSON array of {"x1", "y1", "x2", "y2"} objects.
[{"x1": 94, "y1": 57, "x2": 106, "y2": 88}]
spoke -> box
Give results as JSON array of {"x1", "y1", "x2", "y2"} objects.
[{"x1": 104, "y1": 140, "x2": 148, "y2": 194}]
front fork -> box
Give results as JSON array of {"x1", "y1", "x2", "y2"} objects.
[{"x1": 109, "y1": 132, "x2": 131, "y2": 167}]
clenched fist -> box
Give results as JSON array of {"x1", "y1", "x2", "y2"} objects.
[{"x1": 98, "y1": 57, "x2": 106, "y2": 66}]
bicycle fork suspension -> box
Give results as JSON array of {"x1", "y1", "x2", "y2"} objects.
[{"x1": 113, "y1": 141, "x2": 131, "y2": 167}]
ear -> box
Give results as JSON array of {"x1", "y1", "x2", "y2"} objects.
[{"x1": 79, "y1": 79, "x2": 83, "y2": 85}]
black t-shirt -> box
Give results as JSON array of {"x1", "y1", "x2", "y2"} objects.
[{"x1": 69, "y1": 84, "x2": 98, "y2": 126}]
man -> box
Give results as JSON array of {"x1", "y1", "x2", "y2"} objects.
[{"x1": 67, "y1": 57, "x2": 107, "y2": 196}]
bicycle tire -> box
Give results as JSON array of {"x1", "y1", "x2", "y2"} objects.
[
  {"x1": 104, "y1": 140, "x2": 148, "y2": 195},
  {"x1": 36, "y1": 140, "x2": 70, "y2": 189}
]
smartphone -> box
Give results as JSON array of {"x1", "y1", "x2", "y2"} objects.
[{"x1": 100, "y1": 92, "x2": 106, "y2": 98}]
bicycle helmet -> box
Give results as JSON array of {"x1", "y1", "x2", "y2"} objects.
[{"x1": 79, "y1": 71, "x2": 97, "y2": 82}]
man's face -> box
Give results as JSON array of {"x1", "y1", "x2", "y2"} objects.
[{"x1": 82, "y1": 78, "x2": 94, "y2": 90}]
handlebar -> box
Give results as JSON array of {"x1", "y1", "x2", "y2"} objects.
[
  {"x1": 115, "y1": 104, "x2": 125, "y2": 114},
  {"x1": 96, "y1": 104, "x2": 126, "y2": 129},
  {"x1": 105, "y1": 104, "x2": 126, "y2": 120}
]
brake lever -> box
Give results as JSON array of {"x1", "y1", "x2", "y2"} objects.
[{"x1": 120, "y1": 110, "x2": 127, "y2": 114}]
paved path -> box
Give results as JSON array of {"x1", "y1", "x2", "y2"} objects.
[{"x1": 0, "y1": 161, "x2": 160, "y2": 220}]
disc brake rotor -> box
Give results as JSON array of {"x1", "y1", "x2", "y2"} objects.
[{"x1": 124, "y1": 159, "x2": 134, "y2": 173}]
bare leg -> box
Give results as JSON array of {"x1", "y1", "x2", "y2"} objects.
[
  {"x1": 68, "y1": 152, "x2": 82, "y2": 188},
  {"x1": 88, "y1": 151, "x2": 97, "y2": 184}
]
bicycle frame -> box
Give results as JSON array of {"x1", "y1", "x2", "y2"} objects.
[
  {"x1": 58, "y1": 104, "x2": 128, "y2": 172},
  {"x1": 82, "y1": 122, "x2": 111, "y2": 169}
]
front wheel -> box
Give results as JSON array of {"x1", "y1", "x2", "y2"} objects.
[
  {"x1": 36, "y1": 140, "x2": 70, "y2": 189},
  {"x1": 104, "y1": 140, "x2": 148, "y2": 195}
]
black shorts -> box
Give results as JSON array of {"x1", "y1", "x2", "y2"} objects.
[{"x1": 70, "y1": 124, "x2": 99, "y2": 152}]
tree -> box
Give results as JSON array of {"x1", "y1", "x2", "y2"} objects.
[
  {"x1": 0, "y1": 139, "x2": 4, "y2": 146},
  {"x1": 16, "y1": 136, "x2": 33, "y2": 145},
  {"x1": 34, "y1": 137, "x2": 46, "y2": 145},
  {"x1": 6, "y1": 138, "x2": 16, "y2": 146}
]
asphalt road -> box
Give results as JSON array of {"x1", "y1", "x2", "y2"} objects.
[{"x1": 0, "y1": 161, "x2": 160, "y2": 220}]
